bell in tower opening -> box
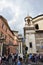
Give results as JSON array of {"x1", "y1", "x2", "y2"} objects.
[{"x1": 24, "y1": 16, "x2": 32, "y2": 26}]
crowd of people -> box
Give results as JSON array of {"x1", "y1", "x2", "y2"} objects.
[
  {"x1": 0, "y1": 53, "x2": 43, "y2": 65},
  {"x1": 0, "y1": 53, "x2": 23, "y2": 65},
  {"x1": 23, "y1": 53, "x2": 43, "y2": 64}
]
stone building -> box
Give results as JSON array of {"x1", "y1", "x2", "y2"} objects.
[
  {"x1": 18, "y1": 34, "x2": 23, "y2": 58},
  {"x1": 0, "y1": 15, "x2": 23, "y2": 56},
  {"x1": 24, "y1": 14, "x2": 43, "y2": 54},
  {"x1": 0, "y1": 15, "x2": 14, "y2": 56},
  {"x1": 12, "y1": 31, "x2": 23, "y2": 57},
  {"x1": 12, "y1": 31, "x2": 19, "y2": 54}
]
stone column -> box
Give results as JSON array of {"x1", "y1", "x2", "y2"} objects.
[
  {"x1": 19, "y1": 43, "x2": 20, "y2": 53},
  {"x1": 21, "y1": 42, "x2": 22, "y2": 53},
  {"x1": 1, "y1": 43, "x2": 3, "y2": 56}
]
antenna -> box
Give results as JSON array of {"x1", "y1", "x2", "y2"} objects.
[{"x1": 26, "y1": 12, "x2": 29, "y2": 17}]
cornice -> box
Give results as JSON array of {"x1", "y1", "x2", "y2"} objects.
[
  {"x1": 24, "y1": 27, "x2": 35, "y2": 30},
  {"x1": 33, "y1": 14, "x2": 43, "y2": 19},
  {"x1": 35, "y1": 30, "x2": 43, "y2": 33},
  {"x1": 32, "y1": 14, "x2": 43, "y2": 23}
]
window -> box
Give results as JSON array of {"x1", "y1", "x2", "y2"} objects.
[
  {"x1": 0, "y1": 45, "x2": 1, "y2": 53},
  {"x1": 29, "y1": 42, "x2": 32, "y2": 48},
  {"x1": 0, "y1": 32, "x2": 1, "y2": 37},
  {"x1": 35, "y1": 24, "x2": 39, "y2": 29},
  {"x1": 2, "y1": 23, "x2": 4, "y2": 29},
  {"x1": 2, "y1": 44, "x2": 7, "y2": 56},
  {"x1": 40, "y1": 41, "x2": 43, "y2": 49},
  {"x1": 6, "y1": 28, "x2": 7, "y2": 32},
  {"x1": 0, "y1": 32, "x2": 3, "y2": 37}
]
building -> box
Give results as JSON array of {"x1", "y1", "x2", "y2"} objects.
[
  {"x1": 12, "y1": 31, "x2": 23, "y2": 57},
  {"x1": 0, "y1": 15, "x2": 14, "y2": 56},
  {"x1": 18, "y1": 34, "x2": 23, "y2": 58},
  {"x1": 0, "y1": 15, "x2": 24, "y2": 56},
  {"x1": 12, "y1": 31, "x2": 19, "y2": 54},
  {"x1": 24, "y1": 14, "x2": 43, "y2": 54}
]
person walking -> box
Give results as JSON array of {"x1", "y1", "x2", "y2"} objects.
[{"x1": 17, "y1": 57, "x2": 22, "y2": 65}]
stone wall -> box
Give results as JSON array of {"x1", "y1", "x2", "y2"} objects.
[{"x1": 35, "y1": 32, "x2": 43, "y2": 53}]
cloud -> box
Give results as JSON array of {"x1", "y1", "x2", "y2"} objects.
[
  {"x1": 0, "y1": 7, "x2": 14, "y2": 21},
  {"x1": 0, "y1": 0, "x2": 43, "y2": 35}
]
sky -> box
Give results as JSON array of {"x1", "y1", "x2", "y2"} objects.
[{"x1": 0, "y1": 0, "x2": 43, "y2": 35}]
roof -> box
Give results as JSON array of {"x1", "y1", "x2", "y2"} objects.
[
  {"x1": 10, "y1": 30, "x2": 15, "y2": 35},
  {"x1": 12, "y1": 30, "x2": 18, "y2": 33},
  {"x1": 0, "y1": 15, "x2": 10, "y2": 30},
  {"x1": 0, "y1": 15, "x2": 14, "y2": 36},
  {"x1": 24, "y1": 16, "x2": 32, "y2": 22},
  {"x1": 33, "y1": 14, "x2": 43, "y2": 20},
  {"x1": 18, "y1": 34, "x2": 22, "y2": 36}
]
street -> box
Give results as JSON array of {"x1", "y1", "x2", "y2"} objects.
[{"x1": 1, "y1": 61, "x2": 43, "y2": 65}]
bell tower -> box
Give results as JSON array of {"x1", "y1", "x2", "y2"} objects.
[{"x1": 24, "y1": 16, "x2": 36, "y2": 54}]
